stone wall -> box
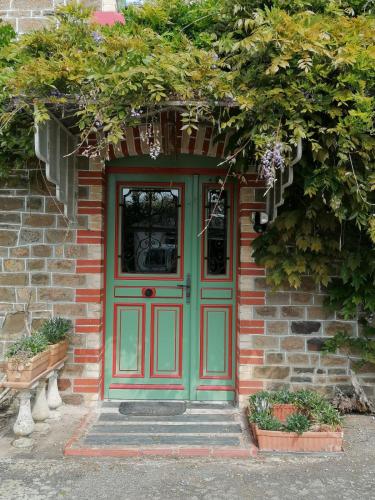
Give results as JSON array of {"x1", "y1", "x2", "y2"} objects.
[
  {"x1": 0, "y1": 165, "x2": 372, "y2": 407},
  {"x1": 236, "y1": 180, "x2": 374, "y2": 406},
  {"x1": 0, "y1": 164, "x2": 105, "y2": 405},
  {"x1": 0, "y1": 0, "x2": 102, "y2": 34}
]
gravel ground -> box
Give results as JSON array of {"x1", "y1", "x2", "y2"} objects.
[{"x1": 0, "y1": 414, "x2": 374, "y2": 500}]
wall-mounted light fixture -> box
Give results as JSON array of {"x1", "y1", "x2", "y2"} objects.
[{"x1": 252, "y1": 212, "x2": 269, "y2": 233}]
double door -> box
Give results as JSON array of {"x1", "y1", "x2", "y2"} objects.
[{"x1": 104, "y1": 173, "x2": 237, "y2": 400}]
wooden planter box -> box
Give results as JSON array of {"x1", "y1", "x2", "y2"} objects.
[
  {"x1": 272, "y1": 404, "x2": 298, "y2": 422},
  {"x1": 251, "y1": 424, "x2": 343, "y2": 452},
  {"x1": 48, "y1": 340, "x2": 68, "y2": 368},
  {"x1": 6, "y1": 350, "x2": 50, "y2": 383}
]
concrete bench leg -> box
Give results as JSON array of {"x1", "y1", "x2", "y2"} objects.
[
  {"x1": 47, "y1": 370, "x2": 62, "y2": 410},
  {"x1": 13, "y1": 390, "x2": 34, "y2": 437},
  {"x1": 32, "y1": 379, "x2": 50, "y2": 422}
]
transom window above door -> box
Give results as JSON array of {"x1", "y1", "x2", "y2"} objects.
[{"x1": 119, "y1": 185, "x2": 183, "y2": 276}]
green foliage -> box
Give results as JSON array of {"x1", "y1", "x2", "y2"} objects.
[
  {"x1": 249, "y1": 390, "x2": 342, "y2": 431},
  {"x1": 249, "y1": 410, "x2": 283, "y2": 431},
  {"x1": 0, "y1": 21, "x2": 16, "y2": 48},
  {"x1": 0, "y1": 1, "x2": 374, "y2": 362},
  {"x1": 324, "y1": 322, "x2": 375, "y2": 368},
  {"x1": 38, "y1": 317, "x2": 72, "y2": 345},
  {"x1": 284, "y1": 413, "x2": 311, "y2": 434},
  {"x1": 6, "y1": 332, "x2": 49, "y2": 362}
]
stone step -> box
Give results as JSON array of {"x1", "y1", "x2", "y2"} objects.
[
  {"x1": 91, "y1": 423, "x2": 242, "y2": 434},
  {"x1": 98, "y1": 413, "x2": 236, "y2": 423},
  {"x1": 84, "y1": 434, "x2": 241, "y2": 447}
]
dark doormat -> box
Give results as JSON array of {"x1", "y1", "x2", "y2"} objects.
[{"x1": 119, "y1": 401, "x2": 187, "y2": 417}]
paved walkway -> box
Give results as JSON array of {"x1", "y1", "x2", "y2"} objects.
[{"x1": 0, "y1": 411, "x2": 374, "y2": 499}]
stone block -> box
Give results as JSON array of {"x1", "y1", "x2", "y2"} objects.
[
  {"x1": 293, "y1": 367, "x2": 314, "y2": 374},
  {"x1": 26, "y1": 197, "x2": 44, "y2": 211},
  {"x1": 281, "y1": 336, "x2": 305, "y2": 351},
  {"x1": 32, "y1": 245, "x2": 52, "y2": 257},
  {"x1": 0, "y1": 274, "x2": 28, "y2": 286},
  {"x1": 16, "y1": 288, "x2": 36, "y2": 303},
  {"x1": 22, "y1": 213, "x2": 55, "y2": 227},
  {"x1": 290, "y1": 376, "x2": 312, "y2": 383},
  {"x1": 47, "y1": 259, "x2": 75, "y2": 272},
  {"x1": 291, "y1": 321, "x2": 321, "y2": 335},
  {"x1": 281, "y1": 306, "x2": 305, "y2": 319},
  {"x1": 3, "y1": 259, "x2": 25, "y2": 272},
  {"x1": 52, "y1": 274, "x2": 86, "y2": 287},
  {"x1": 324, "y1": 321, "x2": 356, "y2": 337},
  {"x1": 266, "y1": 292, "x2": 290, "y2": 305},
  {"x1": 286, "y1": 353, "x2": 310, "y2": 365},
  {"x1": 265, "y1": 321, "x2": 289, "y2": 335},
  {"x1": 290, "y1": 292, "x2": 314, "y2": 305},
  {"x1": 31, "y1": 273, "x2": 50, "y2": 286},
  {"x1": 27, "y1": 259, "x2": 45, "y2": 271},
  {"x1": 320, "y1": 355, "x2": 348, "y2": 367},
  {"x1": 0, "y1": 230, "x2": 18, "y2": 246},
  {"x1": 254, "y1": 306, "x2": 278, "y2": 319},
  {"x1": 19, "y1": 228, "x2": 43, "y2": 244},
  {"x1": 0, "y1": 288, "x2": 16, "y2": 302},
  {"x1": 253, "y1": 366, "x2": 290, "y2": 379},
  {"x1": 31, "y1": 318, "x2": 48, "y2": 330},
  {"x1": 45, "y1": 198, "x2": 64, "y2": 213},
  {"x1": 265, "y1": 353, "x2": 284, "y2": 364},
  {"x1": 39, "y1": 288, "x2": 74, "y2": 302},
  {"x1": 307, "y1": 338, "x2": 325, "y2": 352},
  {"x1": 53, "y1": 304, "x2": 86, "y2": 318},
  {"x1": 10, "y1": 247, "x2": 29, "y2": 257},
  {"x1": 0, "y1": 197, "x2": 24, "y2": 211},
  {"x1": 307, "y1": 307, "x2": 334, "y2": 320},
  {"x1": 45, "y1": 229, "x2": 74, "y2": 244},
  {"x1": 0, "y1": 213, "x2": 21, "y2": 224},
  {"x1": 299, "y1": 277, "x2": 318, "y2": 292},
  {"x1": 250, "y1": 335, "x2": 280, "y2": 349},
  {"x1": 64, "y1": 244, "x2": 88, "y2": 259},
  {"x1": 0, "y1": 312, "x2": 26, "y2": 338}
]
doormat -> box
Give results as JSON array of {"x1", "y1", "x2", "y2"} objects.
[{"x1": 119, "y1": 401, "x2": 187, "y2": 417}]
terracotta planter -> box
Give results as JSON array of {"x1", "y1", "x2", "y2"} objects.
[
  {"x1": 6, "y1": 349, "x2": 50, "y2": 383},
  {"x1": 48, "y1": 340, "x2": 68, "y2": 367},
  {"x1": 272, "y1": 404, "x2": 298, "y2": 422},
  {"x1": 252, "y1": 425, "x2": 343, "y2": 452}
]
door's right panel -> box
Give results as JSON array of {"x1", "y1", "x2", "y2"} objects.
[{"x1": 193, "y1": 179, "x2": 237, "y2": 401}]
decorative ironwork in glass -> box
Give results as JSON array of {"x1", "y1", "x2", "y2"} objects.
[
  {"x1": 121, "y1": 188, "x2": 179, "y2": 274},
  {"x1": 205, "y1": 189, "x2": 228, "y2": 275}
]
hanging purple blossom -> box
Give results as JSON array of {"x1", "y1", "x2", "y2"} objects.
[
  {"x1": 91, "y1": 31, "x2": 103, "y2": 44},
  {"x1": 259, "y1": 141, "x2": 285, "y2": 190}
]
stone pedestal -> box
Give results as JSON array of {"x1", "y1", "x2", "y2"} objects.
[
  {"x1": 47, "y1": 370, "x2": 62, "y2": 410},
  {"x1": 13, "y1": 390, "x2": 34, "y2": 437},
  {"x1": 32, "y1": 379, "x2": 50, "y2": 422}
]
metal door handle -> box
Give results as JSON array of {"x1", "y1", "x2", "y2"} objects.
[{"x1": 177, "y1": 274, "x2": 191, "y2": 304}]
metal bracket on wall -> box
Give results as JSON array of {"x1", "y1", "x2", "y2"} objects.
[
  {"x1": 266, "y1": 138, "x2": 303, "y2": 223},
  {"x1": 34, "y1": 113, "x2": 77, "y2": 224}
]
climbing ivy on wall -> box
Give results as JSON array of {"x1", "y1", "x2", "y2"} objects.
[{"x1": 0, "y1": 1, "x2": 374, "y2": 358}]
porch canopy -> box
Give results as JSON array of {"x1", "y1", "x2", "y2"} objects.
[{"x1": 33, "y1": 103, "x2": 302, "y2": 224}]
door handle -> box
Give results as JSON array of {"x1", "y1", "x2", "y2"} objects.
[{"x1": 177, "y1": 274, "x2": 191, "y2": 304}]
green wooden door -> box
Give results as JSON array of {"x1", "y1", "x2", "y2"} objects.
[{"x1": 105, "y1": 173, "x2": 237, "y2": 401}]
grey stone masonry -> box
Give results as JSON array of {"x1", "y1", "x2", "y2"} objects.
[{"x1": 0, "y1": 0, "x2": 101, "y2": 34}]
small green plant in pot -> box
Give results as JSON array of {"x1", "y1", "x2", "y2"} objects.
[
  {"x1": 6, "y1": 332, "x2": 50, "y2": 383},
  {"x1": 38, "y1": 317, "x2": 72, "y2": 367}
]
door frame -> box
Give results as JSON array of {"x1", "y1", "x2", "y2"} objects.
[{"x1": 101, "y1": 157, "x2": 240, "y2": 401}]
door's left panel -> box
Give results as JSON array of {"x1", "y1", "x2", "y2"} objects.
[{"x1": 104, "y1": 173, "x2": 191, "y2": 400}]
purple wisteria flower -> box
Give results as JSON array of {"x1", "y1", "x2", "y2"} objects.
[
  {"x1": 259, "y1": 141, "x2": 285, "y2": 190},
  {"x1": 91, "y1": 31, "x2": 103, "y2": 44}
]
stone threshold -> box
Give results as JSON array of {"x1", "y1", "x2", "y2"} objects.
[{"x1": 63, "y1": 403, "x2": 258, "y2": 459}]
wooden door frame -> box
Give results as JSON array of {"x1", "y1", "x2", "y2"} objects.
[{"x1": 101, "y1": 157, "x2": 240, "y2": 401}]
